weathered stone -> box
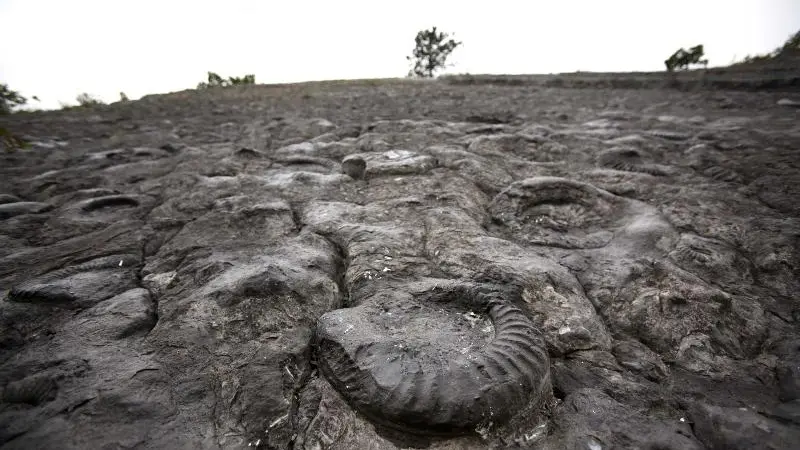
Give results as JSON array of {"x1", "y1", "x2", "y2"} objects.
[
  {"x1": 648, "y1": 129, "x2": 691, "y2": 140},
  {"x1": 689, "y1": 402, "x2": 800, "y2": 450},
  {"x1": 542, "y1": 389, "x2": 703, "y2": 450},
  {"x1": 1, "y1": 76, "x2": 798, "y2": 448},
  {"x1": 770, "y1": 400, "x2": 800, "y2": 425},
  {"x1": 596, "y1": 146, "x2": 674, "y2": 176},
  {"x1": 612, "y1": 339, "x2": 670, "y2": 381},
  {"x1": 0, "y1": 201, "x2": 52, "y2": 219},
  {"x1": 341, "y1": 154, "x2": 366, "y2": 179},
  {"x1": 777, "y1": 98, "x2": 800, "y2": 107},
  {"x1": 0, "y1": 194, "x2": 21, "y2": 205},
  {"x1": 315, "y1": 280, "x2": 550, "y2": 434}
]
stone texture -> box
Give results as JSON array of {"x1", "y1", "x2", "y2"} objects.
[
  {"x1": 315, "y1": 280, "x2": 550, "y2": 434},
  {"x1": 689, "y1": 402, "x2": 800, "y2": 450},
  {"x1": 0, "y1": 77, "x2": 798, "y2": 448},
  {"x1": 340, "y1": 155, "x2": 366, "y2": 179},
  {"x1": 776, "y1": 98, "x2": 800, "y2": 107}
]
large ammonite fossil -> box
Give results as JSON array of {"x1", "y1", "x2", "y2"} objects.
[{"x1": 315, "y1": 281, "x2": 551, "y2": 434}]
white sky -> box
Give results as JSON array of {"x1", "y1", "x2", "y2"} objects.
[{"x1": 1, "y1": 0, "x2": 798, "y2": 110}]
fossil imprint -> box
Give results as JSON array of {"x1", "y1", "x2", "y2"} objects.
[{"x1": 315, "y1": 281, "x2": 551, "y2": 434}]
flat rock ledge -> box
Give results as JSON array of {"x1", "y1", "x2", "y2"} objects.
[{"x1": 0, "y1": 79, "x2": 798, "y2": 449}]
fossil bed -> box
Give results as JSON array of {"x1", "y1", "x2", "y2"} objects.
[{"x1": 0, "y1": 73, "x2": 799, "y2": 449}]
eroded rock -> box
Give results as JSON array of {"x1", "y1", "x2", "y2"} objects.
[
  {"x1": 1, "y1": 78, "x2": 798, "y2": 448},
  {"x1": 316, "y1": 280, "x2": 551, "y2": 434}
]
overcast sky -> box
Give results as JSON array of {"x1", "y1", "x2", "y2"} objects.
[{"x1": 1, "y1": 0, "x2": 798, "y2": 110}]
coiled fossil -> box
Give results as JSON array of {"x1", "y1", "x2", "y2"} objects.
[
  {"x1": 489, "y1": 177, "x2": 626, "y2": 249},
  {"x1": 596, "y1": 147, "x2": 669, "y2": 176},
  {"x1": 315, "y1": 282, "x2": 550, "y2": 434}
]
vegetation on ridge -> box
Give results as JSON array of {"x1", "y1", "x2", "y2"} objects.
[
  {"x1": 0, "y1": 84, "x2": 32, "y2": 150},
  {"x1": 407, "y1": 27, "x2": 461, "y2": 78},
  {"x1": 665, "y1": 45, "x2": 708, "y2": 72},
  {"x1": 735, "y1": 29, "x2": 800, "y2": 66},
  {"x1": 197, "y1": 72, "x2": 256, "y2": 89},
  {"x1": 75, "y1": 92, "x2": 104, "y2": 107},
  {"x1": 1, "y1": 26, "x2": 798, "y2": 121},
  {"x1": 1, "y1": 83, "x2": 29, "y2": 115}
]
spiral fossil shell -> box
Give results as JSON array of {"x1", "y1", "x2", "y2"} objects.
[
  {"x1": 596, "y1": 147, "x2": 669, "y2": 176},
  {"x1": 315, "y1": 282, "x2": 551, "y2": 434},
  {"x1": 489, "y1": 176, "x2": 628, "y2": 249}
]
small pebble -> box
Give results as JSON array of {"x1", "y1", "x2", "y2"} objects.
[
  {"x1": 341, "y1": 155, "x2": 367, "y2": 179},
  {"x1": 777, "y1": 98, "x2": 800, "y2": 108}
]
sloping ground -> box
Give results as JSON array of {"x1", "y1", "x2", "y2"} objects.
[
  {"x1": 443, "y1": 51, "x2": 800, "y2": 91},
  {"x1": 728, "y1": 48, "x2": 800, "y2": 72},
  {"x1": 0, "y1": 77, "x2": 799, "y2": 449},
  {"x1": 443, "y1": 69, "x2": 800, "y2": 91}
]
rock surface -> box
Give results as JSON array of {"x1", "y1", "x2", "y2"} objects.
[{"x1": 1, "y1": 78, "x2": 799, "y2": 449}]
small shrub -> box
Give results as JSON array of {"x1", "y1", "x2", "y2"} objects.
[
  {"x1": 227, "y1": 74, "x2": 255, "y2": 85},
  {"x1": 119, "y1": 92, "x2": 129, "y2": 102},
  {"x1": 198, "y1": 71, "x2": 226, "y2": 89},
  {"x1": 0, "y1": 126, "x2": 28, "y2": 151},
  {"x1": 75, "y1": 93, "x2": 104, "y2": 107},
  {"x1": 1, "y1": 83, "x2": 28, "y2": 115},
  {"x1": 197, "y1": 72, "x2": 256, "y2": 89},
  {"x1": 776, "y1": 29, "x2": 800, "y2": 56},
  {"x1": 0, "y1": 83, "x2": 31, "y2": 151},
  {"x1": 665, "y1": 45, "x2": 708, "y2": 72},
  {"x1": 406, "y1": 27, "x2": 462, "y2": 78},
  {"x1": 736, "y1": 29, "x2": 800, "y2": 65}
]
